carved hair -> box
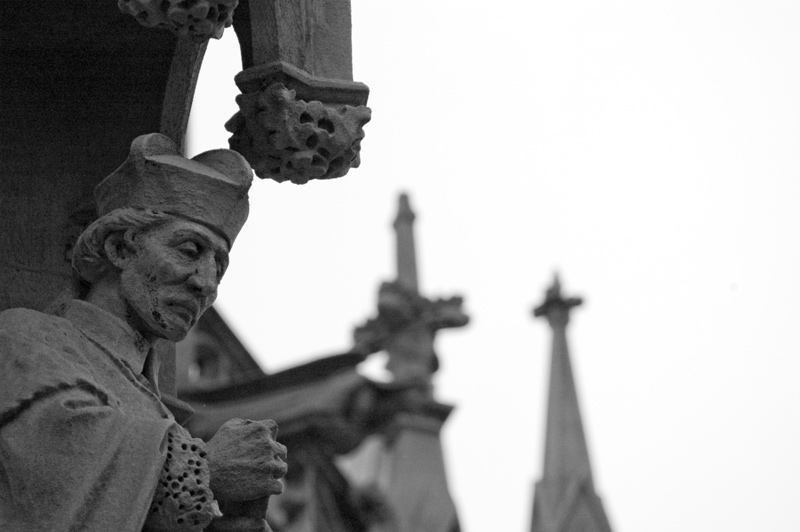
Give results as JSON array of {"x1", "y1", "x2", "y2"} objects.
[{"x1": 71, "y1": 208, "x2": 172, "y2": 284}]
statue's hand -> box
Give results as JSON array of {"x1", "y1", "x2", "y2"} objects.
[{"x1": 206, "y1": 418, "x2": 287, "y2": 502}]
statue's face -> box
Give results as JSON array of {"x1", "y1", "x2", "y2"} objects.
[{"x1": 118, "y1": 218, "x2": 230, "y2": 342}]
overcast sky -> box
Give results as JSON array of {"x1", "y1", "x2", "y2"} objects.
[{"x1": 188, "y1": 2, "x2": 800, "y2": 531}]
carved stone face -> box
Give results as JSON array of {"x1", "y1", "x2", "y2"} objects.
[{"x1": 118, "y1": 218, "x2": 230, "y2": 342}]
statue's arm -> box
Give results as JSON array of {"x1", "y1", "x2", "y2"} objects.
[
  {"x1": 0, "y1": 385, "x2": 224, "y2": 532},
  {"x1": 0, "y1": 377, "x2": 285, "y2": 532},
  {"x1": 0, "y1": 385, "x2": 172, "y2": 532}
]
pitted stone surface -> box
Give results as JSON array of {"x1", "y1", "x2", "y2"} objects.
[
  {"x1": 227, "y1": 83, "x2": 371, "y2": 184},
  {"x1": 145, "y1": 427, "x2": 218, "y2": 532}
]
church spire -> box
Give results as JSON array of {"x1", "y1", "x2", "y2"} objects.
[
  {"x1": 530, "y1": 274, "x2": 613, "y2": 532},
  {"x1": 533, "y1": 273, "x2": 592, "y2": 484}
]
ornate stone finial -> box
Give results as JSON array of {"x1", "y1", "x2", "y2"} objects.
[
  {"x1": 353, "y1": 195, "x2": 468, "y2": 384},
  {"x1": 352, "y1": 281, "x2": 469, "y2": 382},
  {"x1": 533, "y1": 273, "x2": 583, "y2": 327},
  {"x1": 355, "y1": 283, "x2": 468, "y2": 342},
  {"x1": 118, "y1": 0, "x2": 238, "y2": 42},
  {"x1": 226, "y1": 79, "x2": 371, "y2": 184}
]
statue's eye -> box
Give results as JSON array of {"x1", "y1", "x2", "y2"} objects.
[{"x1": 178, "y1": 241, "x2": 201, "y2": 258}]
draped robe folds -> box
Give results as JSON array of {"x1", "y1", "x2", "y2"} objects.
[{"x1": 0, "y1": 300, "x2": 182, "y2": 532}]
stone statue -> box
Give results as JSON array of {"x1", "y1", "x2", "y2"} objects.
[{"x1": 0, "y1": 134, "x2": 286, "y2": 532}]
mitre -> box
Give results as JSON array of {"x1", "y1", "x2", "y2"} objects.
[{"x1": 94, "y1": 133, "x2": 253, "y2": 247}]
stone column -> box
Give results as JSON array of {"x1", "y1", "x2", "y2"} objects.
[{"x1": 345, "y1": 194, "x2": 468, "y2": 532}]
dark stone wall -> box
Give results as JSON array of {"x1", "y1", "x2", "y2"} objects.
[{"x1": 0, "y1": 1, "x2": 179, "y2": 311}]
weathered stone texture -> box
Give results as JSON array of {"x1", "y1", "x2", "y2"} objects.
[
  {"x1": 227, "y1": 0, "x2": 371, "y2": 184},
  {"x1": 119, "y1": 0, "x2": 238, "y2": 42},
  {"x1": 227, "y1": 81, "x2": 370, "y2": 183}
]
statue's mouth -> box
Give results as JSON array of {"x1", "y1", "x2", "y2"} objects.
[{"x1": 167, "y1": 299, "x2": 200, "y2": 322}]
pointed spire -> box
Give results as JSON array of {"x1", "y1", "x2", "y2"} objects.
[
  {"x1": 393, "y1": 192, "x2": 419, "y2": 292},
  {"x1": 530, "y1": 274, "x2": 613, "y2": 532},
  {"x1": 534, "y1": 273, "x2": 591, "y2": 483}
]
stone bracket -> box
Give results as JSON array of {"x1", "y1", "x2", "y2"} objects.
[{"x1": 226, "y1": 62, "x2": 371, "y2": 184}]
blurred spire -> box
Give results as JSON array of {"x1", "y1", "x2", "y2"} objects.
[
  {"x1": 393, "y1": 192, "x2": 419, "y2": 292},
  {"x1": 344, "y1": 194, "x2": 467, "y2": 532},
  {"x1": 530, "y1": 275, "x2": 613, "y2": 532}
]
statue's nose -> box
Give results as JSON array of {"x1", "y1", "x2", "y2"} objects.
[{"x1": 187, "y1": 258, "x2": 219, "y2": 297}]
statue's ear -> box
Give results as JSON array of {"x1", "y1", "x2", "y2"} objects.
[{"x1": 104, "y1": 231, "x2": 136, "y2": 269}]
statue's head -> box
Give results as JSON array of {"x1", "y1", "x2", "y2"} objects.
[{"x1": 72, "y1": 133, "x2": 253, "y2": 341}]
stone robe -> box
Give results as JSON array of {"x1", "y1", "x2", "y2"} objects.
[{"x1": 0, "y1": 299, "x2": 179, "y2": 531}]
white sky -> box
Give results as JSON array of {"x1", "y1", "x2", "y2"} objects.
[{"x1": 188, "y1": 2, "x2": 800, "y2": 531}]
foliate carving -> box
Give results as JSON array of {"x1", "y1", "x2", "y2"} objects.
[
  {"x1": 118, "y1": 0, "x2": 237, "y2": 42},
  {"x1": 227, "y1": 83, "x2": 371, "y2": 184}
]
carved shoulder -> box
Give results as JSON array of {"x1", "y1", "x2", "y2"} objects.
[{"x1": 0, "y1": 309, "x2": 101, "y2": 419}]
